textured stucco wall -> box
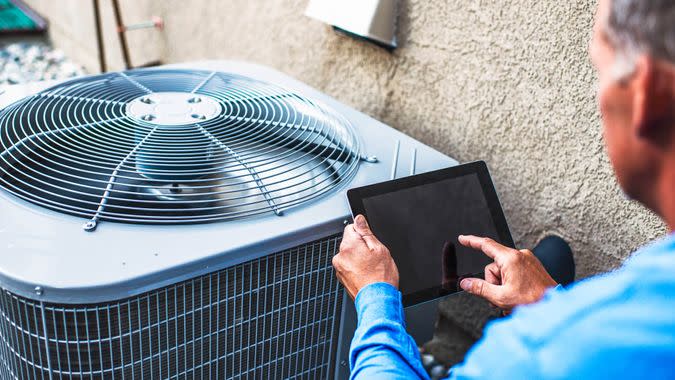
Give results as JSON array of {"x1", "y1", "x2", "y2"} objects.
[
  {"x1": 150, "y1": 0, "x2": 663, "y2": 273},
  {"x1": 22, "y1": 0, "x2": 669, "y2": 363}
]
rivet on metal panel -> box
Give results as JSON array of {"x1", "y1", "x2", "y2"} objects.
[
  {"x1": 83, "y1": 220, "x2": 97, "y2": 232},
  {"x1": 34, "y1": 286, "x2": 43, "y2": 296},
  {"x1": 340, "y1": 360, "x2": 347, "y2": 367},
  {"x1": 361, "y1": 155, "x2": 378, "y2": 163},
  {"x1": 343, "y1": 219, "x2": 349, "y2": 226}
]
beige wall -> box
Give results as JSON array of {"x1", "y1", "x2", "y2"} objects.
[{"x1": 26, "y1": 0, "x2": 666, "y2": 278}]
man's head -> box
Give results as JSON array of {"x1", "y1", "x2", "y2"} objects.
[{"x1": 590, "y1": 0, "x2": 675, "y2": 215}]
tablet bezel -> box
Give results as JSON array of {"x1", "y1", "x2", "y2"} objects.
[{"x1": 346, "y1": 160, "x2": 515, "y2": 307}]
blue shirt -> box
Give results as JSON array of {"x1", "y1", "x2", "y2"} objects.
[{"x1": 350, "y1": 233, "x2": 675, "y2": 379}]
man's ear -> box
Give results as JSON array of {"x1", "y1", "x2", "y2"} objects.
[{"x1": 631, "y1": 55, "x2": 674, "y2": 139}]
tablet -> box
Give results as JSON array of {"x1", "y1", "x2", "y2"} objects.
[{"x1": 347, "y1": 161, "x2": 514, "y2": 307}]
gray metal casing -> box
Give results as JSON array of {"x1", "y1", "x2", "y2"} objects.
[
  {"x1": 0, "y1": 60, "x2": 457, "y2": 304},
  {"x1": 1, "y1": 61, "x2": 459, "y2": 379}
]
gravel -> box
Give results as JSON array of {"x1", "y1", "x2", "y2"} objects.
[{"x1": 0, "y1": 42, "x2": 86, "y2": 86}]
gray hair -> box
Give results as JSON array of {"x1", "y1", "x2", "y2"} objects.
[{"x1": 606, "y1": 0, "x2": 675, "y2": 78}]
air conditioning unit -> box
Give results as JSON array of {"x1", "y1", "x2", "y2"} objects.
[{"x1": 0, "y1": 61, "x2": 456, "y2": 379}]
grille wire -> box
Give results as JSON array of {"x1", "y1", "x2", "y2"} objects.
[
  {"x1": 0, "y1": 235, "x2": 344, "y2": 379},
  {"x1": 0, "y1": 69, "x2": 361, "y2": 230}
]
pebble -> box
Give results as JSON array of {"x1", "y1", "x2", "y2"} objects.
[
  {"x1": 430, "y1": 364, "x2": 449, "y2": 379},
  {"x1": 0, "y1": 42, "x2": 86, "y2": 87},
  {"x1": 421, "y1": 353, "x2": 436, "y2": 367}
]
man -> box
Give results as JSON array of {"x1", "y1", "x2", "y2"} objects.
[{"x1": 332, "y1": 0, "x2": 675, "y2": 378}]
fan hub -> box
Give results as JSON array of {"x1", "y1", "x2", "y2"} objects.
[{"x1": 126, "y1": 92, "x2": 222, "y2": 125}]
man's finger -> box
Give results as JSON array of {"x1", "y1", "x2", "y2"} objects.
[
  {"x1": 460, "y1": 278, "x2": 502, "y2": 305},
  {"x1": 353, "y1": 215, "x2": 381, "y2": 251},
  {"x1": 458, "y1": 235, "x2": 511, "y2": 261}
]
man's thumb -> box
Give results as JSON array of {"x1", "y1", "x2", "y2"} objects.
[
  {"x1": 353, "y1": 214, "x2": 380, "y2": 250},
  {"x1": 460, "y1": 278, "x2": 501, "y2": 303},
  {"x1": 354, "y1": 214, "x2": 373, "y2": 235}
]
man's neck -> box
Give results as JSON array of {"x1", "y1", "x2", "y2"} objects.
[{"x1": 658, "y1": 153, "x2": 675, "y2": 232}]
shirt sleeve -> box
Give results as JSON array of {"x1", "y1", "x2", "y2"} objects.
[
  {"x1": 445, "y1": 286, "x2": 569, "y2": 379},
  {"x1": 350, "y1": 282, "x2": 431, "y2": 380}
]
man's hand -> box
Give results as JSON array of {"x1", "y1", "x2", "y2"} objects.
[
  {"x1": 332, "y1": 215, "x2": 399, "y2": 300},
  {"x1": 458, "y1": 235, "x2": 557, "y2": 313}
]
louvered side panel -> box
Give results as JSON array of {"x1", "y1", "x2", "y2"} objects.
[{"x1": 0, "y1": 234, "x2": 343, "y2": 379}]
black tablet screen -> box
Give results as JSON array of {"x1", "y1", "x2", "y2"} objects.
[{"x1": 360, "y1": 173, "x2": 500, "y2": 305}]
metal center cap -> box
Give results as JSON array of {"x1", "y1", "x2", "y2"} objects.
[{"x1": 126, "y1": 92, "x2": 222, "y2": 125}]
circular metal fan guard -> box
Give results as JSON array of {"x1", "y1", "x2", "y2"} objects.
[{"x1": 0, "y1": 69, "x2": 361, "y2": 230}]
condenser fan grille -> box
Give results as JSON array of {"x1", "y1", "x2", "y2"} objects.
[{"x1": 0, "y1": 69, "x2": 360, "y2": 229}]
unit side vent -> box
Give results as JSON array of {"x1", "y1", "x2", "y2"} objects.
[{"x1": 0, "y1": 235, "x2": 343, "y2": 379}]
